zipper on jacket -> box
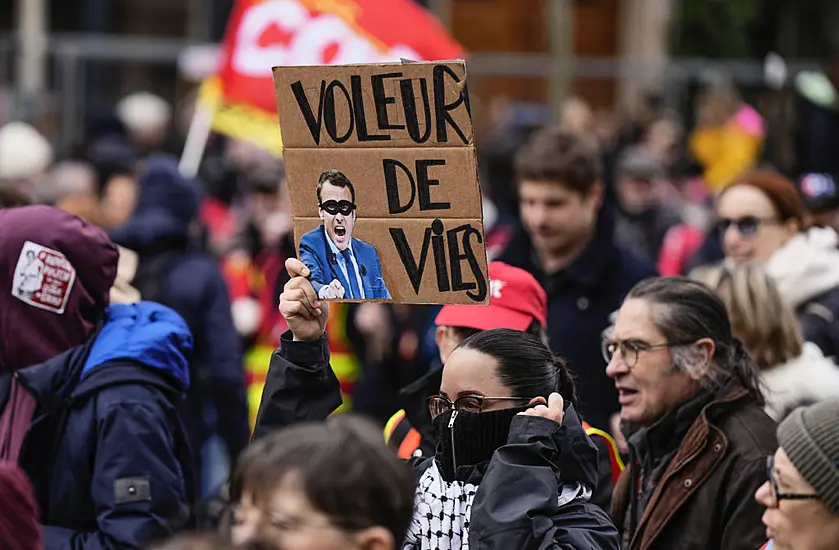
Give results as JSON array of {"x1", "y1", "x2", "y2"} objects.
[{"x1": 448, "y1": 410, "x2": 459, "y2": 472}]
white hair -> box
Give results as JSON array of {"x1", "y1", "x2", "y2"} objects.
[
  {"x1": 0, "y1": 122, "x2": 53, "y2": 181},
  {"x1": 116, "y1": 92, "x2": 172, "y2": 134}
]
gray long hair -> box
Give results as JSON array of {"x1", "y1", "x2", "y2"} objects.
[{"x1": 626, "y1": 276, "x2": 765, "y2": 405}]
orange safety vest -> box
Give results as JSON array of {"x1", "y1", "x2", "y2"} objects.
[{"x1": 384, "y1": 410, "x2": 626, "y2": 482}]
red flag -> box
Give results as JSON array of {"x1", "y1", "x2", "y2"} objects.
[{"x1": 200, "y1": 0, "x2": 465, "y2": 155}]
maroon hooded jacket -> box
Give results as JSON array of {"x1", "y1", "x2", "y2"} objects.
[
  {"x1": 0, "y1": 205, "x2": 118, "y2": 373},
  {"x1": 0, "y1": 461, "x2": 42, "y2": 550}
]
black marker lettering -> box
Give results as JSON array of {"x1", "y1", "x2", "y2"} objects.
[
  {"x1": 323, "y1": 80, "x2": 354, "y2": 143},
  {"x1": 351, "y1": 75, "x2": 388, "y2": 142},
  {"x1": 431, "y1": 219, "x2": 450, "y2": 292},
  {"x1": 416, "y1": 159, "x2": 450, "y2": 211},
  {"x1": 383, "y1": 159, "x2": 416, "y2": 214},
  {"x1": 447, "y1": 225, "x2": 478, "y2": 295},
  {"x1": 290, "y1": 80, "x2": 326, "y2": 145},
  {"x1": 371, "y1": 72, "x2": 405, "y2": 132},
  {"x1": 433, "y1": 65, "x2": 469, "y2": 144},
  {"x1": 400, "y1": 78, "x2": 431, "y2": 143},
  {"x1": 463, "y1": 225, "x2": 487, "y2": 302},
  {"x1": 390, "y1": 227, "x2": 432, "y2": 294}
]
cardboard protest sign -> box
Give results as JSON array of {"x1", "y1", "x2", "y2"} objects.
[{"x1": 273, "y1": 60, "x2": 489, "y2": 304}]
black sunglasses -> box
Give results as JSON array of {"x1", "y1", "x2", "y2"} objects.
[
  {"x1": 319, "y1": 200, "x2": 356, "y2": 216},
  {"x1": 766, "y1": 454, "x2": 820, "y2": 506},
  {"x1": 715, "y1": 216, "x2": 778, "y2": 238}
]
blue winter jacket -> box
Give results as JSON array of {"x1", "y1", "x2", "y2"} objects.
[{"x1": 4, "y1": 302, "x2": 195, "y2": 549}]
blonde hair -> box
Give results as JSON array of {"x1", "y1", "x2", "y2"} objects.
[{"x1": 694, "y1": 263, "x2": 803, "y2": 369}]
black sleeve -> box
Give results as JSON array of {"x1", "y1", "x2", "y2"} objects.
[
  {"x1": 468, "y1": 416, "x2": 621, "y2": 550},
  {"x1": 251, "y1": 331, "x2": 343, "y2": 441}
]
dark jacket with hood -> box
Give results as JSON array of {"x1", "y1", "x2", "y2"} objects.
[
  {"x1": 611, "y1": 380, "x2": 777, "y2": 550},
  {"x1": 253, "y1": 332, "x2": 620, "y2": 550},
  {"x1": 111, "y1": 155, "x2": 249, "y2": 469},
  {"x1": 384, "y1": 366, "x2": 619, "y2": 514},
  {"x1": 499, "y1": 209, "x2": 657, "y2": 431},
  {"x1": 6, "y1": 302, "x2": 194, "y2": 549}
]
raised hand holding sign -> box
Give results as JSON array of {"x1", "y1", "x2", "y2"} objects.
[{"x1": 273, "y1": 60, "x2": 489, "y2": 305}]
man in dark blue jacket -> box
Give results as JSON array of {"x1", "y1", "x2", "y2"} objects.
[
  {"x1": 0, "y1": 205, "x2": 194, "y2": 548},
  {"x1": 110, "y1": 155, "x2": 250, "y2": 504},
  {"x1": 499, "y1": 127, "x2": 657, "y2": 435}
]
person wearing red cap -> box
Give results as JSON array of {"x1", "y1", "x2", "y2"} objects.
[
  {"x1": 380, "y1": 262, "x2": 623, "y2": 512},
  {"x1": 382, "y1": 262, "x2": 548, "y2": 458}
]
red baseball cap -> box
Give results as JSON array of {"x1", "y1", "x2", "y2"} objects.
[{"x1": 434, "y1": 262, "x2": 547, "y2": 331}]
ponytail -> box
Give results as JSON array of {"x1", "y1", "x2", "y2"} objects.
[
  {"x1": 552, "y1": 356, "x2": 578, "y2": 409},
  {"x1": 728, "y1": 337, "x2": 765, "y2": 406}
]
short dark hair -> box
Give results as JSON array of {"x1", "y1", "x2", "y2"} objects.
[
  {"x1": 317, "y1": 169, "x2": 355, "y2": 204},
  {"x1": 230, "y1": 415, "x2": 415, "y2": 546},
  {"x1": 457, "y1": 328, "x2": 577, "y2": 409},
  {"x1": 514, "y1": 127, "x2": 601, "y2": 195},
  {"x1": 626, "y1": 276, "x2": 764, "y2": 404}
]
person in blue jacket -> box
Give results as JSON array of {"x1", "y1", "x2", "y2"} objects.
[
  {"x1": 0, "y1": 205, "x2": 194, "y2": 548},
  {"x1": 298, "y1": 169, "x2": 390, "y2": 300},
  {"x1": 110, "y1": 154, "x2": 250, "y2": 509}
]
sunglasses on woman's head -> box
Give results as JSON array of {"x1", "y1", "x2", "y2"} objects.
[
  {"x1": 319, "y1": 200, "x2": 356, "y2": 216},
  {"x1": 715, "y1": 216, "x2": 778, "y2": 238}
]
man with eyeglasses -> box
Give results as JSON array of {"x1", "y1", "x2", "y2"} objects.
[
  {"x1": 604, "y1": 276, "x2": 777, "y2": 550},
  {"x1": 299, "y1": 169, "x2": 390, "y2": 300}
]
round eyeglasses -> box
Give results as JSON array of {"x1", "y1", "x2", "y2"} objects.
[{"x1": 601, "y1": 338, "x2": 695, "y2": 368}]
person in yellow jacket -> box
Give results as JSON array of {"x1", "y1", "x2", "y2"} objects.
[
  {"x1": 689, "y1": 85, "x2": 766, "y2": 194},
  {"x1": 383, "y1": 261, "x2": 623, "y2": 512}
]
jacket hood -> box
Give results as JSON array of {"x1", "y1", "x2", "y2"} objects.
[
  {"x1": 761, "y1": 342, "x2": 839, "y2": 421},
  {"x1": 765, "y1": 227, "x2": 839, "y2": 308},
  {"x1": 110, "y1": 154, "x2": 200, "y2": 252},
  {"x1": 16, "y1": 301, "x2": 192, "y2": 402},
  {"x1": 79, "y1": 301, "x2": 192, "y2": 394},
  {"x1": 0, "y1": 206, "x2": 118, "y2": 372}
]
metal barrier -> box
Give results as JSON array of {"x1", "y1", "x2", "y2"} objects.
[{"x1": 0, "y1": 33, "x2": 824, "y2": 150}]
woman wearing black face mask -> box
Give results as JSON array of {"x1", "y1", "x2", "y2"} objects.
[
  {"x1": 252, "y1": 260, "x2": 620, "y2": 549},
  {"x1": 402, "y1": 328, "x2": 620, "y2": 549}
]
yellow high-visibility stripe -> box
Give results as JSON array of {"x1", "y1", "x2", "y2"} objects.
[
  {"x1": 384, "y1": 409, "x2": 407, "y2": 444},
  {"x1": 584, "y1": 426, "x2": 626, "y2": 471}
]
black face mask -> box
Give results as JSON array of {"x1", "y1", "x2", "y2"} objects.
[{"x1": 433, "y1": 405, "x2": 531, "y2": 482}]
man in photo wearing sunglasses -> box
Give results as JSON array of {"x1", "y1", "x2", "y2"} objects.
[
  {"x1": 606, "y1": 276, "x2": 777, "y2": 550},
  {"x1": 298, "y1": 169, "x2": 390, "y2": 300}
]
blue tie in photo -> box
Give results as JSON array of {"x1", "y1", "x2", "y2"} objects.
[{"x1": 341, "y1": 249, "x2": 361, "y2": 299}]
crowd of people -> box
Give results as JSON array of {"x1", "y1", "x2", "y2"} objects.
[{"x1": 1, "y1": 56, "x2": 839, "y2": 550}]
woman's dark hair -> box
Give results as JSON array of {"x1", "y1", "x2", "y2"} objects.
[
  {"x1": 626, "y1": 276, "x2": 764, "y2": 404},
  {"x1": 449, "y1": 319, "x2": 549, "y2": 348},
  {"x1": 229, "y1": 415, "x2": 415, "y2": 546},
  {"x1": 458, "y1": 328, "x2": 577, "y2": 408}
]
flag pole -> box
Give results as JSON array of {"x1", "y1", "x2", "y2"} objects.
[{"x1": 179, "y1": 91, "x2": 216, "y2": 178}]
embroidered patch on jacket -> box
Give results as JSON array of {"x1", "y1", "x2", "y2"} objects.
[
  {"x1": 114, "y1": 477, "x2": 152, "y2": 504},
  {"x1": 11, "y1": 241, "x2": 77, "y2": 314}
]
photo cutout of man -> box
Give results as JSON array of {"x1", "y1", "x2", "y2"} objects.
[{"x1": 298, "y1": 169, "x2": 391, "y2": 300}]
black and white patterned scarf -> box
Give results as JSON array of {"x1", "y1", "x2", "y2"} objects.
[{"x1": 402, "y1": 462, "x2": 591, "y2": 550}]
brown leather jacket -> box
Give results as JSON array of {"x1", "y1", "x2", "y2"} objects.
[{"x1": 612, "y1": 382, "x2": 777, "y2": 550}]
